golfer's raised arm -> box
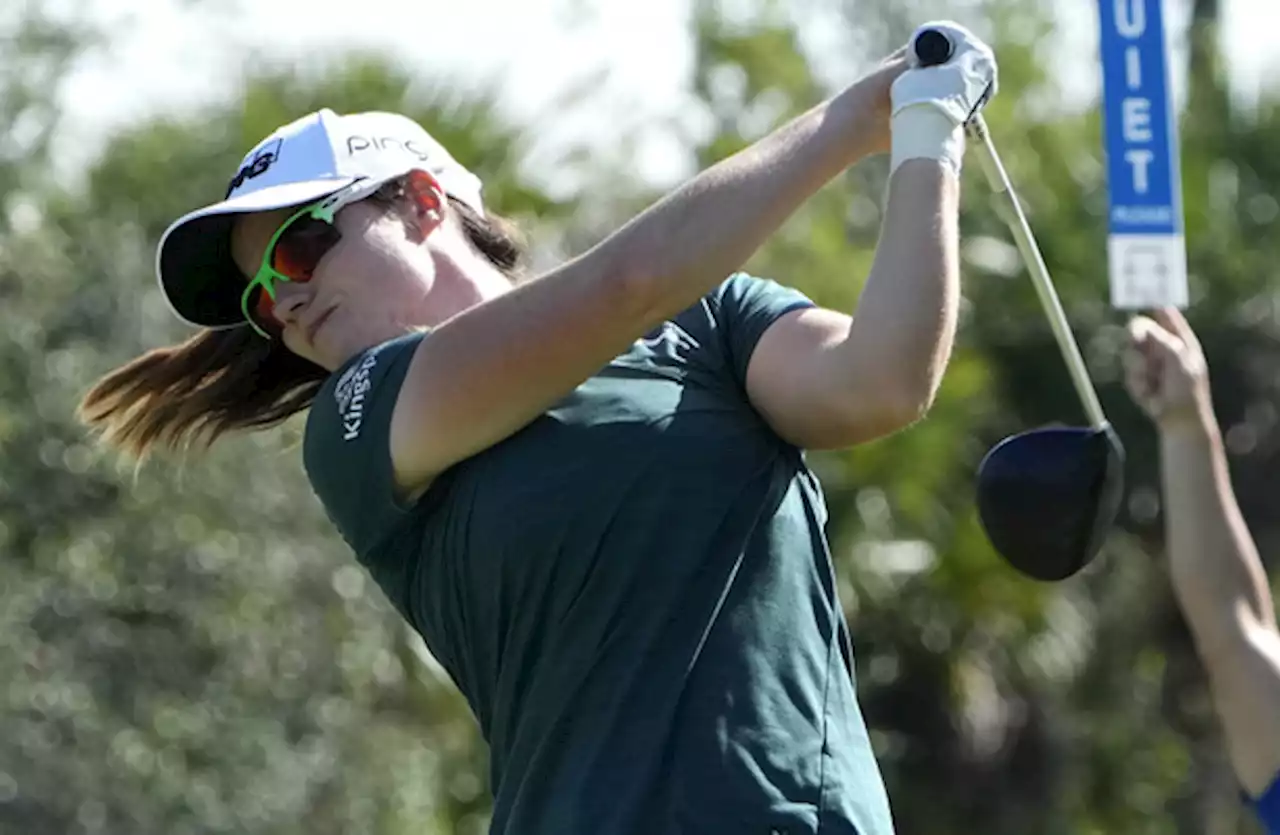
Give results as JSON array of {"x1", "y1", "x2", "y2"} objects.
[
  {"x1": 389, "y1": 70, "x2": 892, "y2": 486},
  {"x1": 1124, "y1": 308, "x2": 1280, "y2": 815},
  {"x1": 742, "y1": 153, "x2": 960, "y2": 449},
  {"x1": 738, "y1": 22, "x2": 993, "y2": 449},
  {"x1": 389, "y1": 25, "x2": 999, "y2": 488}
]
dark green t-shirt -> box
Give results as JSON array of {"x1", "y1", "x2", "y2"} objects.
[{"x1": 304, "y1": 273, "x2": 894, "y2": 835}]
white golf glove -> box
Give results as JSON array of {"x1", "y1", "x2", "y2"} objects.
[{"x1": 889, "y1": 21, "x2": 998, "y2": 176}]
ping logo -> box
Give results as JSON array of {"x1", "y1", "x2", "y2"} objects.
[
  {"x1": 225, "y1": 138, "x2": 283, "y2": 198},
  {"x1": 333, "y1": 352, "x2": 379, "y2": 441},
  {"x1": 345, "y1": 135, "x2": 432, "y2": 163}
]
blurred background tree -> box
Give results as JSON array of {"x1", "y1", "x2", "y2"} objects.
[{"x1": 2, "y1": 0, "x2": 1278, "y2": 833}]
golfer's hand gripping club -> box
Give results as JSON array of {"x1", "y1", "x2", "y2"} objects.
[
  {"x1": 889, "y1": 22, "x2": 998, "y2": 177},
  {"x1": 911, "y1": 25, "x2": 1109, "y2": 430}
]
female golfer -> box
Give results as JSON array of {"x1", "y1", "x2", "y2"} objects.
[
  {"x1": 1125, "y1": 308, "x2": 1280, "y2": 834},
  {"x1": 81, "y1": 22, "x2": 996, "y2": 834}
]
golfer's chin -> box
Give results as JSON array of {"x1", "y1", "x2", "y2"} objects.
[
  {"x1": 302, "y1": 318, "x2": 413, "y2": 374},
  {"x1": 280, "y1": 326, "x2": 346, "y2": 375}
]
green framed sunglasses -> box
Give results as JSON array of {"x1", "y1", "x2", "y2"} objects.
[{"x1": 240, "y1": 177, "x2": 384, "y2": 339}]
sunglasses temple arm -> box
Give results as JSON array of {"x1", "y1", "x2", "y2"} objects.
[{"x1": 965, "y1": 115, "x2": 1110, "y2": 431}]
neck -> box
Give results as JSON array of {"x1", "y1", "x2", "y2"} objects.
[{"x1": 427, "y1": 250, "x2": 514, "y2": 326}]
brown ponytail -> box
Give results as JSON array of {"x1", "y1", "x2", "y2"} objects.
[{"x1": 79, "y1": 188, "x2": 527, "y2": 458}]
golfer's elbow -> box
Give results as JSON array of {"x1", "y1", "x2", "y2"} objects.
[
  {"x1": 857, "y1": 355, "x2": 948, "y2": 441},
  {"x1": 567, "y1": 243, "x2": 670, "y2": 334},
  {"x1": 591, "y1": 246, "x2": 705, "y2": 335},
  {"x1": 843, "y1": 281, "x2": 957, "y2": 435},
  {"x1": 883, "y1": 376, "x2": 941, "y2": 429},
  {"x1": 825, "y1": 372, "x2": 939, "y2": 448},
  {"x1": 882, "y1": 347, "x2": 948, "y2": 420}
]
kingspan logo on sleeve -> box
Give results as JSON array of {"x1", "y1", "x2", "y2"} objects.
[{"x1": 333, "y1": 352, "x2": 379, "y2": 441}]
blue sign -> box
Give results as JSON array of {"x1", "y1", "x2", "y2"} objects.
[{"x1": 1097, "y1": 0, "x2": 1188, "y2": 308}]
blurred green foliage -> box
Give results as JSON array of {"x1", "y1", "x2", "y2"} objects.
[{"x1": 1, "y1": 0, "x2": 1277, "y2": 833}]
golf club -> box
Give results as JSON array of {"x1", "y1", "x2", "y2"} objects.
[{"x1": 913, "y1": 28, "x2": 1125, "y2": 582}]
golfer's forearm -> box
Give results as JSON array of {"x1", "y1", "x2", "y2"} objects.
[
  {"x1": 593, "y1": 63, "x2": 901, "y2": 322},
  {"x1": 833, "y1": 160, "x2": 960, "y2": 414},
  {"x1": 1161, "y1": 416, "x2": 1277, "y2": 654}
]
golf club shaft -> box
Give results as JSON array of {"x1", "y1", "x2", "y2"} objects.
[{"x1": 963, "y1": 115, "x2": 1108, "y2": 429}]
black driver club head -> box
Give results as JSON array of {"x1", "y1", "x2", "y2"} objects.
[{"x1": 975, "y1": 424, "x2": 1125, "y2": 582}]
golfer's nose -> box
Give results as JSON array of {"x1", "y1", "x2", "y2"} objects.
[{"x1": 271, "y1": 281, "x2": 314, "y2": 326}]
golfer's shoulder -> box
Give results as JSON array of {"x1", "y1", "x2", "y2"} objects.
[
  {"x1": 297, "y1": 331, "x2": 431, "y2": 555},
  {"x1": 682, "y1": 272, "x2": 808, "y2": 330},
  {"x1": 303, "y1": 332, "x2": 428, "y2": 483},
  {"x1": 698, "y1": 272, "x2": 816, "y2": 365},
  {"x1": 708, "y1": 271, "x2": 810, "y2": 306}
]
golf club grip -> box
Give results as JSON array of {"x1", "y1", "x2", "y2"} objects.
[
  {"x1": 910, "y1": 29, "x2": 1006, "y2": 191},
  {"x1": 913, "y1": 29, "x2": 954, "y2": 67},
  {"x1": 969, "y1": 122, "x2": 1109, "y2": 429}
]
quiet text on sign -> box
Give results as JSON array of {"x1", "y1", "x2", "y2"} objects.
[{"x1": 1098, "y1": 0, "x2": 1188, "y2": 308}]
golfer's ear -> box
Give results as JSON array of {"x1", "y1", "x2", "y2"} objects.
[{"x1": 402, "y1": 169, "x2": 447, "y2": 232}]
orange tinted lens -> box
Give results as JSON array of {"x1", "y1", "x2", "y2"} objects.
[
  {"x1": 270, "y1": 217, "x2": 340, "y2": 280},
  {"x1": 248, "y1": 284, "x2": 281, "y2": 334}
]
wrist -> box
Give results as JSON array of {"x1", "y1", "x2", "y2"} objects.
[
  {"x1": 890, "y1": 105, "x2": 965, "y2": 176},
  {"x1": 1158, "y1": 404, "x2": 1221, "y2": 445},
  {"x1": 832, "y1": 59, "x2": 911, "y2": 161}
]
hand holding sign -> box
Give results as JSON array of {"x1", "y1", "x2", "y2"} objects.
[{"x1": 1099, "y1": 0, "x2": 1189, "y2": 309}]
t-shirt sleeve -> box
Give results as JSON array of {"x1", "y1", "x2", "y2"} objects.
[
  {"x1": 708, "y1": 272, "x2": 816, "y2": 388},
  {"x1": 1255, "y1": 771, "x2": 1280, "y2": 835},
  {"x1": 303, "y1": 331, "x2": 426, "y2": 557}
]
